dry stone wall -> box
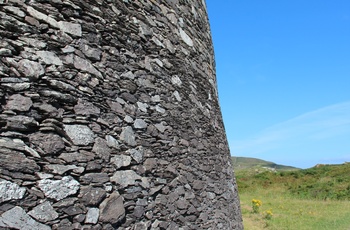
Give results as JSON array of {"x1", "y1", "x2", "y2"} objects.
[{"x1": 0, "y1": 0, "x2": 243, "y2": 229}]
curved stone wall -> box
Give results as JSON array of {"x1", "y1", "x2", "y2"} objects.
[{"x1": 0, "y1": 0, "x2": 242, "y2": 229}]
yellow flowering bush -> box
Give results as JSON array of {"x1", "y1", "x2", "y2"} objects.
[
  {"x1": 252, "y1": 199, "x2": 262, "y2": 213},
  {"x1": 264, "y1": 209, "x2": 273, "y2": 220}
]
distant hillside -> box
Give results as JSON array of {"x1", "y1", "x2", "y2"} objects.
[
  {"x1": 235, "y1": 162, "x2": 350, "y2": 200},
  {"x1": 232, "y1": 156, "x2": 299, "y2": 171}
]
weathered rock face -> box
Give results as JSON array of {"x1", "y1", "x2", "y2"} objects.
[{"x1": 0, "y1": 0, "x2": 242, "y2": 229}]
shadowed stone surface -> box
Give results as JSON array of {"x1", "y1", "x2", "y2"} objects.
[
  {"x1": 0, "y1": 0, "x2": 242, "y2": 229},
  {"x1": 28, "y1": 201, "x2": 59, "y2": 222},
  {"x1": 0, "y1": 206, "x2": 50, "y2": 230},
  {"x1": 5, "y1": 94, "x2": 32, "y2": 111},
  {"x1": 99, "y1": 192, "x2": 125, "y2": 225}
]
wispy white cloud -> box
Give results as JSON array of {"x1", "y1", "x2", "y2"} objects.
[{"x1": 230, "y1": 101, "x2": 350, "y2": 164}]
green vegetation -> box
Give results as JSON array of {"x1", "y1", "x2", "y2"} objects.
[
  {"x1": 232, "y1": 156, "x2": 299, "y2": 171},
  {"x1": 240, "y1": 188, "x2": 350, "y2": 230},
  {"x1": 234, "y1": 158, "x2": 350, "y2": 229},
  {"x1": 236, "y1": 162, "x2": 350, "y2": 200},
  {"x1": 252, "y1": 199, "x2": 262, "y2": 213}
]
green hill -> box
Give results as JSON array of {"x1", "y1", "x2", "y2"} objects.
[
  {"x1": 232, "y1": 156, "x2": 299, "y2": 171},
  {"x1": 236, "y1": 162, "x2": 350, "y2": 200}
]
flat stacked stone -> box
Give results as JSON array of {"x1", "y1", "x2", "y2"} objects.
[{"x1": 0, "y1": 0, "x2": 243, "y2": 229}]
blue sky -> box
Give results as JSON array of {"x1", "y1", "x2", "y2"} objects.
[{"x1": 206, "y1": 0, "x2": 350, "y2": 168}]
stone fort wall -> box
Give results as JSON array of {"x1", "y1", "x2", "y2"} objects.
[{"x1": 0, "y1": 0, "x2": 242, "y2": 229}]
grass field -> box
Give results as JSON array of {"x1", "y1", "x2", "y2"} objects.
[
  {"x1": 240, "y1": 187, "x2": 350, "y2": 230},
  {"x1": 235, "y1": 162, "x2": 350, "y2": 229}
]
